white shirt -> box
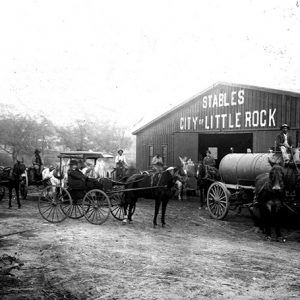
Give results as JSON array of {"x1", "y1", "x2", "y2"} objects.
[{"x1": 115, "y1": 154, "x2": 127, "y2": 164}]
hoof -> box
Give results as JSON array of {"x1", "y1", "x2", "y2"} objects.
[
  {"x1": 8, "y1": 206, "x2": 12, "y2": 209},
  {"x1": 153, "y1": 223, "x2": 157, "y2": 228},
  {"x1": 122, "y1": 219, "x2": 127, "y2": 225},
  {"x1": 18, "y1": 206, "x2": 21, "y2": 209},
  {"x1": 161, "y1": 223, "x2": 166, "y2": 228}
]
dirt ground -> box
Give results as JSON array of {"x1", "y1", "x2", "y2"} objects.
[{"x1": 1, "y1": 193, "x2": 300, "y2": 300}]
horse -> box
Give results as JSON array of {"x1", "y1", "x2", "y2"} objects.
[
  {"x1": 195, "y1": 161, "x2": 220, "y2": 208},
  {"x1": 2, "y1": 161, "x2": 27, "y2": 208},
  {"x1": 122, "y1": 167, "x2": 184, "y2": 227},
  {"x1": 252, "y1": 161, "x2": 300, "y2": 242}
]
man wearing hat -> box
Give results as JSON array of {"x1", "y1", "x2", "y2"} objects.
[
  {"x1": 32, "y1": 149, "x2": 43, "y2": 178},
  {"x1": 68, "y1": 159, "x2": 86, "y2": 190},
  {"x1": 276, "y1": 124, "x2": 293, "y2": 163},
  {"x1": 115, "y1": 149, "x2": 128, "y2": 179}
]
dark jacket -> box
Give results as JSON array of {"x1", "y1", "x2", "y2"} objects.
[
  {"x1": 275, "y1": 132, "x2": 293, "y2": 150},
  {"x1": 68, "y1": 169, "x2": 86, "y2": 190}
]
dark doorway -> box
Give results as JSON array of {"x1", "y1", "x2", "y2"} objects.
[{"x1": 198, "y1": 133, "x2": 253, "y2": 166}]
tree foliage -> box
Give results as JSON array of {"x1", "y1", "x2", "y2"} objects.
[{"x1": 0, "y1": 105, "x2": 132, "y2": 163}]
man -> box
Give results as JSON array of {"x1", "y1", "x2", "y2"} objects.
[
  {"x1": 276, "y1": 124, "x2": 293, "y2": 163},
  {"x1": 115, "y1": 149, "x2": 127, "y2": 179},
  {"x1": 67, "y1": 160, "x2": 86, "y2": 190},
  {"x1": 115, "y1": 149, "x2": 127, "y2": 167},
  {"x1": 151, "y1": 154, "x2": 164, "y2": 173},
  {"x1": 203, "y1": 150, "x2": 216, "y2": 167},
  {"x1": 32, "y1": 149, "x2": 43, "y2": 178}
]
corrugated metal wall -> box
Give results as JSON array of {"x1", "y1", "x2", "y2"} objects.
[{"x1": 135, "y1": 83, "x2": 300, "y2": 170}]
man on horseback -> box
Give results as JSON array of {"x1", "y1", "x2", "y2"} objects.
[
  {"x1": 115, "y1": 149, "x2": 128, "y2": 179},
  {"x1": 32, "y1": 149, "x2": 43, "y2": 179},
  {"x1": 276, "y1": 124, "x2": 293, "y2": 164}
]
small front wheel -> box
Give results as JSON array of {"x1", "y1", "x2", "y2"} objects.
[{"x1": 82, "y1": 189, "x2": 111, "y2": 225}]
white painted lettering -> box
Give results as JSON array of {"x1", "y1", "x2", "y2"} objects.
[
  {"x1": 252, "y1": 110, "x2": 259, "y2": 127},
  {"x1": 269, "y1": 108, "x2": 276, "y2": 127},
  {"x1": 187, "y1": 117, "x2": 191, "y2": 130},
  {"x1": 192, "y1": 116, "x2": 198, "y2": 130},
  {"x1": 208, "y1": 95, "x2": 213, "y2": 108},
  {"x1": 260, "y1": 110, "x2": 267, "y2": 127},
  {"x1": 219, "y1": 94, "x2": 224, "y2": 107},
  {"x1": 180, "y1": 117, "x2": 185, "y2": 130},
  {"x1": 203, "y1": 96, "x2": 207, "y2": 109},
  {"x1": 245, "y1": 111, "x2": 251, "y2": 127},
  {"x1": 229, "y1": 114, "x2": 234, "y2": 128},
  {"x1": 236, "y1": 112, "x2": 241, "y2": 127},
  {"x1": 238, "y1": 89, "x2": 244, "y2": 104},
  {"x1": 221, "y1": 114, "x2": 227, "y2": 128},
  {"x1": 212, "y1": 94, "x2": 218, "y2": 108},
  {"x1": 215, "y1": 114, "x2": 220, "y2": 128},
  {"x1": 224, "y1": 93, "x2": 229, "y2": 106},
  {"x1": 231, "y1": 91, "x2": 237, "y2": 106},
  {"x1": 205, "y1": 116, "x2": 209, "y2": 129}
]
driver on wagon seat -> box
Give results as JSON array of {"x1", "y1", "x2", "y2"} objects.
[
  {"x1": 276, "y1": 124, "x2": 293, "y2": 164},
  {"x1": 68, "y1": 160, "x2": 86, "y2": 190}
]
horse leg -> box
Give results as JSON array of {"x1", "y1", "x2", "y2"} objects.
[
  {"x1": 8, "y1": 185, "x2": 12, "y2": 208},
  {"x1": 274, "y1": 200, "x2": 285, "y2": 242},
  {"x1": 128, "y1": 201, "x2": 135, "y2": 223},
  {"x1": 15, "y1": 183, "x2": 21, "y2": 208},
  {"x1": 161, "y1": 198, "x2": 169, "y2": 227},
  {"x1": 264, "y1": 202, "x2": 272, "y2": 240},
  {"x1": 122, "y1": 201, "x2": 128, "y2": 224},
  {"x1": 153, "y1": 198, "x2": 161, "y2": 227}
]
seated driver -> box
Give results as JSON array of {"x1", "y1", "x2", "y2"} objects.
[
  {"x1": 276, "y1": 124, "x2": 293, "y2": 164},
  {"x1": 68, "y1": 160, "x2": 86, "y2": 190}
]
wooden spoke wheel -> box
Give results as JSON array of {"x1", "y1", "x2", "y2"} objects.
[
  {"x1": 61, "y1": 198, "x2": 84, "y2": 219},
  {"x1": 20, "y1": 179, "x2": 28, "y2": 200},
  {"x1": 0, "y1": 186, "x2": 5, "y2": 201},
  {"x1": 110, "y1": 193, "x2": 136, "y2": 221},
  {"x1": 82, "y1": 189, "x2": 111, "y2": 225},
  {"x1": 207, "y1": 182, "x2": 230, "y2": 220},
  {"x1": 38, "y1": 185, "x2": 72, "y2": 223}
]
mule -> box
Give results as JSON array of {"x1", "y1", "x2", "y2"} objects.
[{"x1": 122, "y1": 167, "x2": 183, "y2": 227}]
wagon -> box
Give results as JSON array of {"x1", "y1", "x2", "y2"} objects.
[
  {"x1": 38, "y1": 151, "x2": 133, "y2": 225},
  {"x1": 206, "y1": 152, "x2": 300, "y2": 220}
]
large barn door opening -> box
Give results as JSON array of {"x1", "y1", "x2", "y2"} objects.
[
  {"x1": 174, "y1": 133, "x2": 199, "y2": 166},
  {"x1": 198, "y1": 133, "x2": 253, "y2": 166}
]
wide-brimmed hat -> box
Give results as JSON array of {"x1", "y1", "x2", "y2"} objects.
[
  {"x1": 117, "y1": 149, "x2": 124, "y2": 154},
  {"x1": 34, "y1": 149, "x2": 41, "y2": 154},
  {"x1": 280, "y1": 124, "x2": 290, "y2": 130},
  {"x1": 69, "y1": 159, "x2": 78, "y2": 166},
  {"x1": 155, "y1": 161, "x2": 164, "y2": 167}
]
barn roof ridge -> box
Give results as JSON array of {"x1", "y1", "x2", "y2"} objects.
[{"x1": 132, "y1": 81, "x2": 300, "y2": 135}]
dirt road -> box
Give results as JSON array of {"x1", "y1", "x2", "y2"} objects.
[{"x1": 1, "y1": 196, "x2": 300, "y2": 299}]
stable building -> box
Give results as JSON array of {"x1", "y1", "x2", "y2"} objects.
[{"x1": 133, "y1": 82, "x2": 300, "y2": 169}]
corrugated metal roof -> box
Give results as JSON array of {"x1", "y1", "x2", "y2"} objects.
[{"x1": 132, "y1": 81, "x2": 300, "y2": 135}]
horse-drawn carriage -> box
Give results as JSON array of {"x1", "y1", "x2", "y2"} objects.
[
  {"x1": 205, "y1": 151, "x2": 300, "y2": 220},
  {"x1": 38, "y1": 151, "x2": 135, "y2": 225}
]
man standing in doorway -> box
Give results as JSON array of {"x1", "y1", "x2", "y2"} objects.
[{"x1": 276, "y1": 124, "x2": 293, "y2": 164}]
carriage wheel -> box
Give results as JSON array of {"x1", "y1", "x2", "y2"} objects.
[
  {"x1": 110, "y1": 193, "x2": 136, "y2": 221},
  {"x1": 61, "y1": 195, "x2": 84, "y2": 219},
  {"x1": 82, "y1": 189, "x2": 111, "y2": 225},
  {"x1": 0, "y1": 186, "x2": 5, "y2": 201},
  {"x1": 38, "y1": 185, "x2": 72, "y2": 223},
  {"x1": 207, "y1": 182, "x2": 230, "y2": 220}
]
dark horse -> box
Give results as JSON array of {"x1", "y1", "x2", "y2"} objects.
[
  {"x1": 122, "y1": 167, "x2": 182, "y2": 227},
  {"x1": 253, "y1": 163, "x2": 300, "y2": 241},
  {"x1": 1, "y1": 161, "x2": 26, "y2": 208},
  {"x1": 196, "y1": 162, "x2": 220, "y2": 208}
]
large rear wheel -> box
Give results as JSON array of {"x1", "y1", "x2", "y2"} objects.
[
  {"x1": 207, "y1": 182, "x2": 230, "y2": 220},
  {"x1": 38, "y1": 185, "x2": 72, "y2": 223},
  {"x1": 82, "y1": 189, "x2": 111, "y2": 225}
]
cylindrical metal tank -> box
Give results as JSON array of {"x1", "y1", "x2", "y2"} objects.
[{"x1": 219, "y1": 153, "x2": 273, "y2": 185}]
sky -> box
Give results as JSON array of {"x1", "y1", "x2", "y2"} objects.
[{"x1": 0, "y1": 0, "x2": 299, "y2": 132}]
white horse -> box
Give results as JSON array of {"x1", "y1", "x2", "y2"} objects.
[{"x1": 42, "y1": 163, "x2": 69, "y2": 188}]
